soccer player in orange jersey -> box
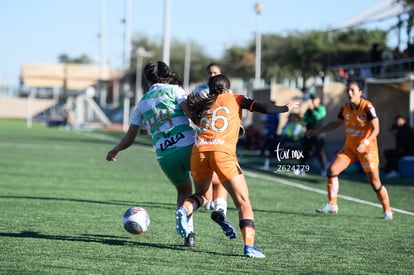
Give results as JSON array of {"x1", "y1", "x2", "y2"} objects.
[
  {"x1": 176, "y1": 74, "x2": 298, "y2": 258},
  {"x1": 307, "y1": 80, "x2": 393, "y2": 220},
  {"x1": 193, "y1": 63, "x2": 229, "y2": 214}
]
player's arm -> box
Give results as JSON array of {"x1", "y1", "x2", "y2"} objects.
[
  {"x1": 364, "y1": 104, "x2": 380, "y2": 143},
  {"x1": 357, "y1": 104, "x2": 380, "y2": 152},
  {"x1": 357, "y1": 117, "x2": 380, "y2": 153},
  {"x1": 240, "y1": 96, "x2": 299, "y2": 113},
  {"x1": 181, "y1": 101, "x2": 200, "y2": 125},
  {"x1": 106, "y1": 125, "x2": 140, "y2": 161},
  {"x1": 251, "y1": 101, "x2": 289, "y2": 113},
  {"x1": 367, "y1": 117, "x2": 380, "y2": 141},
  {"x1": 306, "y1": 118, "x2": 343, "y2": 137}
]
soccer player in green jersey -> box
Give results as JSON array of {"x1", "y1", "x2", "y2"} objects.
[{"x1": 106, "y1": 61, "x2": 198, "y2": 246}]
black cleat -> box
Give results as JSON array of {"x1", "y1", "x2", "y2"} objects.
[
  {"x1": 184, "y1": 232, "x2": 196, "y2": 247},
  {"x1": 211, "y1": 210, "x2": 237, "y2": 239}
]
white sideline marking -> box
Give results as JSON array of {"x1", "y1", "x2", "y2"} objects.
[{"x1": 244, "y1": 170, "x2": 414, "y2": 217}]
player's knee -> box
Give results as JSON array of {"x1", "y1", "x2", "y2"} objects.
[
  {"x1": 327, "y1": 166, "x2": 337, "y2": 176},
  {"x1": 372, "y1": 184, "x2": 383, "y2": 192}
]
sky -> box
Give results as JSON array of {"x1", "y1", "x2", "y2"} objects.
[{"x1": 0, "y1": 0, "x2": 400, "y2": 87}]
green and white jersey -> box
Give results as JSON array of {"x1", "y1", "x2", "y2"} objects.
[{"x1": 130, "y1": 83, "x2": 195, "y2": 159}]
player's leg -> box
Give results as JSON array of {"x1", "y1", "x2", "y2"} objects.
[
  {"x1": 222, "y1": 173, "x2": 264, "y2": 258},
  {"x1": 176, "y1": 177, "x2": 211, "y2": 238},
  {"x1": 158, "y1": 145, "x2": 197, "y2": 244},
  {"x1": 181, "y1": 177, "x2": 212, "y2": 215},
  {"x1": 209, "y1": 152, "x2": 240, "y2": 239},
  {"x1": 366, "y1": 170, "x2": 393, "y2": 220},
  {"x1": 210, "y1": 182, "x2": 237, "y2": 239},
  {"x1": 211, "y1": 172, "x2": 228, "y2": 215},
  {"x1": 176, "y1": 151, "x2": 212, "y2": 238},
  {"x1": 361, "y1": 150, "x2": 393, "y2": 220},
  {"x1": 203, "y1": 180, "x2": 214, "y2": 210},
  {"x1": 317, "y1": 151, "x2": 352, "y2": 214},
  {"x1": 175, "y1": 179, "x2": 196, "y2": 246},
  {"x1": 213, "y1": 152, "x2": 264, "y2": 257}
]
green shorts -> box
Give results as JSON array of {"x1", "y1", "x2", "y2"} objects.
[{"x1": 157, "y1": 145, "x2": 192, "y2": 187}]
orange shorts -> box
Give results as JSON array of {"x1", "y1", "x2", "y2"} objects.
[
  {"x1": 191, "y1": 151, "x2": 243, "y2": 182},
  {"x1": 337, "y1": 144, "x2": 379, "y2": 172}
]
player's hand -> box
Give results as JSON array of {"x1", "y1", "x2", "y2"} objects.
[
  {"x1": 356, "y1": 143, "x2": 367, "y2": 154},
  {"x1": 286, "y1": 101, "x2": 300, "y2": 111},
  {"x1": 106, "y1": 149, "x2": 118, "y2": 161}
]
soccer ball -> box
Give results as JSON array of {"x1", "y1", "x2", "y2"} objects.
[{"x1": 122, "y1": 207, "x2": 150, "y2": 234}]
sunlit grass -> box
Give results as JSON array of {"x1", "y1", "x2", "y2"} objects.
[{"x1": 1, "y1": 119, "x2": 413, "y2": 274}]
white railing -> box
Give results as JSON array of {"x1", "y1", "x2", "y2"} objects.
[{"x1": 327, "y1": 57, "x2": 414, "y2": 81}]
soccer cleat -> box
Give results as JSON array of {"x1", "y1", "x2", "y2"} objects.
[
  {"x1": 384, "y1": 211, "x2": 394, "y2": 220},
  {"x1": 316, "y1": 203, "x2": 339, "y2": 214},
  {"x1": 184, "y1": 232, "x2": 196, "y2": 247},
  {"x1": 175, "y1": 207, "x2": 189, "y2": 238},
  {"x1": 244, "y1": 245, "x2": 266, "y2": 258},
  {"x1": 211, "y1": 210, "x2": 237, "y2": 239}
]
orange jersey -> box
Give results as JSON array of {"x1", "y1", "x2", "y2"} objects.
[
  {"x1": 337, "y1": 98, "x2": 380, "y2": 172},
  {"x1": 193, "y1": 93, "x2": 255, "y2": 154},
  {"x1": 338, "y1": 98, "x2": 378, "y2": 148}
]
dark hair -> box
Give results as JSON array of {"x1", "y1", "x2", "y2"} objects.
[
  {"x1": 186, "y1": 74, "x2": 231, "y2": 125},
  {"x1": 310, "y1": 93, "x2": 319, "y2": 100},
  {"x1": 143, "y1": 61, "x2": 182, "y2": 86},
  {"x1": 206, "y1": 62, "x2": 221, "y2": 73},
  {"x1": 346, "y1": 79, "x2": 363, "y2": 91},
  {"x1": 395, "y1": 114, "x2": 407, "y2": 121},
  {"x1": 208, "y1": 74, "x2": 230, "y2": 95}
]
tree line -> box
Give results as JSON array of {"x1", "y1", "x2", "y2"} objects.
[{"x1": 60, "y1": 28, "x2": 391, "y2": 87}]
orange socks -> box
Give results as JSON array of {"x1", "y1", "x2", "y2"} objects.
[
  {"x1": 240, "y1": 219, "x2": 255, "y2": 247},
  {"x1": 376, "y1": 186, "x2": 392, "y2": 213},
  {"x1": 327, "y1": 176, "x2": 339, "y2": 205},
  {"x1": 241, "y1": 226, "x2": 255, "y2": 247}
]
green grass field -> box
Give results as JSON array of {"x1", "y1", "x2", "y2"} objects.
[{"x1": 1, "y1": 119, "x2": 413, "y2": 274}]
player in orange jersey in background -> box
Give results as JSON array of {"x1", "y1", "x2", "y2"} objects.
[
  {"x1": 307, "y1": 80, "x2": 393, "y2": 220},
  {"x1": 193, "y1": 63, "x2": 229, "y2": 213}
]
